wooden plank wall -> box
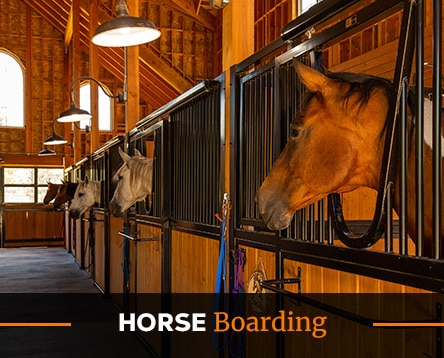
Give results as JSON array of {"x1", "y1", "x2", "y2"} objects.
[{"x1": 3, "y1": 205, "x2": 64, "y2": 247}]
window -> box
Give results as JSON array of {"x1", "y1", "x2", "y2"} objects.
[
  {"x1": 0, "y1": 49, "x2": 24, "y2": 127},
  {"x1": 79, "y1": 82, "x2": 112, "y2": 131},
  {"x1": 3, "y1": 167, "x2": 64, "y2": 203},
  {"x1": 299, "y1": 0, "x2": 322, "y2": 14}
]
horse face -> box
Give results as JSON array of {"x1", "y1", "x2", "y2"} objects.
[
  {"x1": 43, "y1": 182, "x2": 60, "y2": 205},
  {"x1": 109, "y1": 162, "x2": 134, "y2": 217},
  {"x1": 109, "y1": 148, "x2": 152, "y2": 217},
  {"x1": 69, "y1": 179, "x2": 96, "y2": 219},
  {"x1": 256, "y1": 61, "x2": 388, "y2": 231},
  {"x1": 53, "y1": 182, "x2": 69, "y2": 209}
]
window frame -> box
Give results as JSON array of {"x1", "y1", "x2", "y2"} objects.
[
  {"x1": 1, "y1": 167, "x2": 65, "y2": 204},
  {"x1": 0, "y1": 48, "x2": 25, "y2": 128},
  {"x1": 79, "y1": 82, "x2": 113, "y2": 132}
]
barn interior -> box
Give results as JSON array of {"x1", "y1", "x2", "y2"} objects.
[{"x1": 0, "y1": 0, "x2": 444, "y2": 357}]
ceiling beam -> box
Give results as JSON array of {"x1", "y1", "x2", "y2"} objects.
[
  {"x1": 23, "y1": 0, "x2": 70, "y2": 33},
  {"x1": 150, "y1": 0, "x2": 218, "y2": 31}
]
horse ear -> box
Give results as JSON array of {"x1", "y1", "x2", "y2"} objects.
[
  {"x1": 293, "y1": 60, "x2": 338, "y2": 98},
  {"x1": 85, "y1": 176, "x2": 89, "y2": 184},
  {"x1": 118, "y1": 147, "x2": 132, "y2": 163},
  {"x1": 134, "y1": 148, "x2": 143, "y2": 157}
]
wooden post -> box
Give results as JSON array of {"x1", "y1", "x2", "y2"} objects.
[
  {"x1": 89, "y1": 2, "x2": 100, "y2": 153},
  {"x1": 125, "y1": 0, "x2": 140, "y2": 133},
  {"x1": 222, "y1": 0, "x2": 254, "y2": 191},
  {"x1": 73, "y1": 0, "x2": 82, "y2": 163}
]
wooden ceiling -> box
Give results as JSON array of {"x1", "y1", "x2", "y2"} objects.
[{"x1": 22, "y1": 0, "x2": 221, "y2": 110}]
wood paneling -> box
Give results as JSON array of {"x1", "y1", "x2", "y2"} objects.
[
  {"x1": 171, "y1": 230, "x2": 219, "y2": 293},
  {"x1": 131, "y1": 223, "x2": 162, "y2": 293},
  {"x1": 109, "y1": 216, "x2": 124, "y2": 293},
  {"x1": 3, "y1": 205, "x2": 64, "y2": 247}
]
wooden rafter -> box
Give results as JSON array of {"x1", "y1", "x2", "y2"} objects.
[{"x1": 24, "y1": 0, "x2": 197, "y2": 111}]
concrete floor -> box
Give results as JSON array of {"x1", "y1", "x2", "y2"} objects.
[
  {"x1": 0, "y1": 246, "x2": 155, "y2": 357},
  {"x1": 0, "y1": 246, "x2": 97, "y2": 293}
]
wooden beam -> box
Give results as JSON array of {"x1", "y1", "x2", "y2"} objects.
[
  {"x1": 73, "y1": 0, "x2": 82, "y2": 163},
  {"x1": 23, "y1": 0, "x2": 69, "y2": 33},
  {"x1": 89, "y1": 2, "x2": 100, "y2": 152},
  {"x1": 138, "y1": 46, "x2": 193, "y2": 93},
  {"x1": 150, "y1": 0, "x2": 218, "y2": 31},
  {"x1": 64, "y1": 6, "x2": 73, "y2": 47},
  {"x1": 125, "y1": 0, "x2": 140, "y2": 132}
]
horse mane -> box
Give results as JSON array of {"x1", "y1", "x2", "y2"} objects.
[
  {"x1": 66, "y1": 182, "x2": 78, "y2": 197},
  {"x1": 326, "y1": 71, "x2": 393, "y2": 108},
  {"x1": 320, "y1": 70, "x2": 415, "y2": 143}
]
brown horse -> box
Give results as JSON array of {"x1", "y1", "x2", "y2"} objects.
[
  {"x1": 43, "y1": 182, "x2": 62, "y2": 205},
  {"x1": 53, "y1": 181, "x2": 78, "y2": 209},
  {"x1": 256, "y1": 61, "x2": 443, "y2": 255}
]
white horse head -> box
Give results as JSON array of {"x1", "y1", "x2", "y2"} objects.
[
  {"x1": 69, "y1": 177, "x2": 101, "y2": 220},
  {"x1": 109, "y1": 147, "x2": 154, "y2": 217}
]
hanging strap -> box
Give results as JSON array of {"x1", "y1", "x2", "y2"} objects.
[
  {"x1": 215, "y1": 193, "x2": 230, "y2": 293},
  {"x1": 232, "y1": 249, "x2": 245, "y2": 293},
  {"x1": 213, "y1": 193, "x2": 230, "y2": 351}
]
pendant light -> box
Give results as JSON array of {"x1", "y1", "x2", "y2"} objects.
[
  {"x1": 43, "y1": 119, "x2": 68, "y2": 145},
  {"x1": 57, "y1": 76, "x2": 125, "y2": 123},
  {"x1": 91, "y1": 0, "x2": 161, "y2": 47},
  {"x1": 38, "y1": 148, "x2": 56, "y2": 156}
]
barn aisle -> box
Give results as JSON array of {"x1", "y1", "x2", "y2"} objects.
[
  {"x1": 0, "y1": 247, "x2": 97, "y2": 293},
  {"x1": 0, "y1": 246, "x2": 154, "y2": 357}
]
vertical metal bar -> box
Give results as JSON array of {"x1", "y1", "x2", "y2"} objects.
[
  {"x1": 309, "y1": 204, "x2": 315, "y2": 242},
  {"x1": 432, "y1": 0, "x2": 442, "y2": 259},
  {"x1": 415, "y1": 0, "x2": 424, "y2": 257},
  {"x1": 385, "y1": 181, "x2": 393, "y2": 254},
  {"x1": 301, "y1": 207, "x2": 307, "y2": 241},
  {"x1": 318, "y1": 199, "x2": 325, "y2": 244},
  {"x1": 399, "y1": 78, "x2": 408, "y2": 255}
]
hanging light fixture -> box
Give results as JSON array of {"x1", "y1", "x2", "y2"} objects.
[
  {"x1": 91, "y1": 0, "x2": 161, "y2": 47},
  {"x1": 38, "y1": 148, "x2": 56, "y2": 156},
  {"x1": 57, "y1": 76, "x2": 125, "y2": 123},
  {"x1": 43, "y1": 119, "x2": 68, "y2": 145}
]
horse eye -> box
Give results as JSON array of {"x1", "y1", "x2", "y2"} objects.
[
  {"x1": 78, "y1": 193, "x2": 84, "y2": 197},
  {"x1": 290, "y1": 127, "x2": 300, "y2": 138}
]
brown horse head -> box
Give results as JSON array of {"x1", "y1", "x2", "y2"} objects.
[
  {"x1": 43, "y1": 182, "x2": 62, "y2": 205},
  {"x1": 256, "y1": 61, "x2": 391, "y2": 231},
  {"x1": 53, "y1": 181, "x2": 78, "y2": 209}
]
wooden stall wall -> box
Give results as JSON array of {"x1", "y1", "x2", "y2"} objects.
[{"x1": 2, "y1": 205, "x2": 64, "y2": 247}]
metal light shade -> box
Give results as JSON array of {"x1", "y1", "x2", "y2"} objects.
[
  {"x1": 43, "y1": 131, "x2": 68, "y2": 146},
  {"x1": 91, "y1": 0, "x2": 161, "y2": 47},
  {"x1": 57, "y1": 104, "x2": 92, "y2": 123},
  {"x1": 38, "y1": 148, "x2": 56, "y2": 156}
]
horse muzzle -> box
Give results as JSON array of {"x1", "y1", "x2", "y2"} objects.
[
  {"x1": 69, "y1": 209, "x2": 81, "y2": 220},
  {"x1": 109, "y1": 200, "x2": 124, "y2": 217},
  {"x1": 255, "y1": 187, "x2": 294, "y2": 231}
]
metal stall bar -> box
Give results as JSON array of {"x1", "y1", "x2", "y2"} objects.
[
  {"x1": 432, "y1": 0, "x2": 442, "y2": 259},
  {"x1": 415, "y1": 0, "x2": 425, "y2": 257}
]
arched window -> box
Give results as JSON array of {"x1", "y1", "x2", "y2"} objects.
[
  {"x1": 0, "y1": 49, "x2": 24, "y2": 127},
  {"x1": 79, "y1": 82, "x2": 113, "y2": 131}
]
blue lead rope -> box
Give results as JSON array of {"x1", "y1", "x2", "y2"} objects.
[
  {"x1": 213, "y1": 196, "x2": 229, "y2": 351},
  {"x1": 215, "y1": 216, "x2": 226, "y2": 294}
]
